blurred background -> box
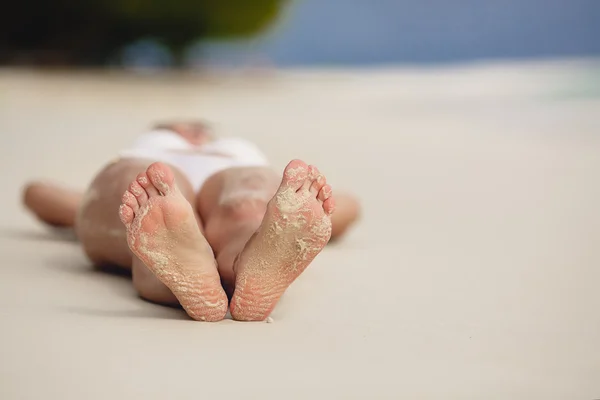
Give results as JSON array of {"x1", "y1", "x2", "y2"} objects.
[
  {"x1": 1, "y1": 0, "x2": 599, "y2": 68},
  {"x1": 1, "y1": 0, "x2": 599, "y2": 213},
  {"x1": 1, "y1": 3, "x2": 600, "y2": 398}
]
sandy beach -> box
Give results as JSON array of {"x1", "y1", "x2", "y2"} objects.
[{"x1": 1, "y1": 60, "x2": 599, "y2": 399}]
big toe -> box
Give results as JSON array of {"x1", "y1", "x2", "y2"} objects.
[
  {"x1": 137, "y1": 172, "x2": 159, "y2": 197},
  {"x1": 147, "y1": 162, "x2": 176, "y2": 195},
  {"x1": 282, "y1": 159, "x2": 309, "y2": 190}
]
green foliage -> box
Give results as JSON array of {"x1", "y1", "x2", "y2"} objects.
[{"x1": 0, "y1": 0, "x2": 286, "y2": 65}]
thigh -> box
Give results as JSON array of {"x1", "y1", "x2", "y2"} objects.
[
  {"x1": 76, "y1": 158, "x2": 197, "y2": 268},
  {"x1": 195, "y1": 166, "x2": 279, "y2": 251}
]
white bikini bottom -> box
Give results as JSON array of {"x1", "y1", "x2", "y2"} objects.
[{"x1": 119, "y1": 130, "x2": 269, "y2": 192}]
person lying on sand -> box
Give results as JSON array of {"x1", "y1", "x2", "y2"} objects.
[{"x1": 22, "y1": 121, "x2": 360, "y2": 322}]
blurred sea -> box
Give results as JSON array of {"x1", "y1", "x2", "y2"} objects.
[{"x1": 122, "y1": 0, "x2": 600, "y2": 68}]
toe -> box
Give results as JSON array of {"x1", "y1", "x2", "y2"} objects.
[
  {"x1": 308, "y1": 165, "x2": 320, "y2": 179},
  {"x1": 323, "y1": 196, "x2": 336, "y2": 215},
  {"x1": 122, "y1": 191, "x2": 139, "y2": 212},
  {"x1": 147, "y1": 162, "x2": 175, "y2": 195},
  {"x1": 137, "y1": 172, "x2": 159, "y2": 197},
  {"x1": 318, "y1": 184, "x2": 332, "y2": 202},
  {"x1": 310, "y1": 174, "x2": 326, "y2": 196},
  {"x1": 129, "y1": 181, "x2": 148, "y2": 205},
  {"x1": 282, "y1": 159, "x2": 309, "y2": 190},
  {"x1": 300, "y1": 180, "x2": 312, "y2": 192},
  {"x1": 300, "y1": 165, "x2": 319, "y2": 192},
  {"x1": 119, "y1": 204, "x2": 134, "y2": 225}
]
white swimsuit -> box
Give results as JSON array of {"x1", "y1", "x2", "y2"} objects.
[{"x1": 119, "y1": 129, "x2": 269, "y2": 191}]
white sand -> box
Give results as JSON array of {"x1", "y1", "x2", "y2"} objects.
[{"x1": 1, "y1": 60, "x2": 599, "y2": 399}]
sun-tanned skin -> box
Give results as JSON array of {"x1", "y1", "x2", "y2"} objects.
[{"x1": 22, "y1": 125, "x2": 360, "y2": 321}]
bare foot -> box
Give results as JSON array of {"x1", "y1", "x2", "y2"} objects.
[
  {"x1": 119, "y1": 162, "x2": 227, "y2": 321},
  {"x1": 230, "y1": 160, "x2": 335, "y2": 321}
]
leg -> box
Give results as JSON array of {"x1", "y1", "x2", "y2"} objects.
[
  {"x1": 197, "y1": 164, "x2": 358, "y2": 292},
  {"x1": 197, "y1": 160, "x2": 335, "y2": 321},
  {"x1": 330, "y1": 193, "x2": 360, "y2": 240},
  {"x1": 197, "y1": 166, "x2": 280, "y2": 295},
  {"x1": 22, "y1": 182, "x2": 82, "y2": 227},
  {"x1": 76, "y1": 159, "x2": 198, "y2": 308},
  {"x1": 132, "y1": 257, "x2": 180, "y2": 306},
  {"x1": 23, "y1": 170, "x2": 359, "y2": 241},
  {"x1": 119, "y1": 162, "x2": 228, "y2": 321}
]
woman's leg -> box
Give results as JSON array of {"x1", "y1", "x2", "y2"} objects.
[
  {"x1": 197, "y1": 165, "x2": 360, "y2": 293},
  {"x1": 23, "y1": 179, "x2": 359, "y2": 239},
  {"x1": 330, "y1": 192, "x2": 360, "y2": 239},
  {"x1": 196, "y1": 166, "x2": 278, "y2": 294},
  {"x1": 23, "y1": 115, "x2": 356, "y2": 241},
  {"x1": 75, "y1": 159, "x2": 199, "y2": 307},
  {"x1": 196, "y1": 160, "x2": 336, "y2": 321}
]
